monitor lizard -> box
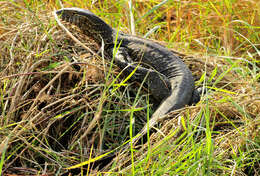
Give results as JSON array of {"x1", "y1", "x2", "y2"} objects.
[{"x1": 55, "y1": 7, "x2": 200, "y2": 150}]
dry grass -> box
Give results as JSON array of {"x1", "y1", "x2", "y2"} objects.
[{"x1": 0, "y1": 0, "x2": 259, "y2": 175}]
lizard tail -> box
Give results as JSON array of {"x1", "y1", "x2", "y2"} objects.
[{"x1": 131, "y1": 67, "x2": 195, "y2": 143}]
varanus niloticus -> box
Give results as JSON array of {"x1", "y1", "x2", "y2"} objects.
[{"x1": 55, "y1": 7, "x2": 200, "y2": 149}]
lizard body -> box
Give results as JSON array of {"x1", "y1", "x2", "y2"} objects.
[{"x1": 56, "y1": 8, "x2": 199, "y2": 148}]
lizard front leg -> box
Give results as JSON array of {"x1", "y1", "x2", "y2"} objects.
[{"x1": 111, "y1": 47, "x2": 172, "y2": 102}]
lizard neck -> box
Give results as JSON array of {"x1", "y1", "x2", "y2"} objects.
[{"x1": 56, "y1": 8, "x2": 116, "y2": 45}]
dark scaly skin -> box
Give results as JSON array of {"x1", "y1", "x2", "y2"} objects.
[{"x1": 56, "y1": 8, "x2": 199, "y2": 148}]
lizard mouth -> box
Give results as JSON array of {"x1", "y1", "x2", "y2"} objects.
[{"x1": 56, "y1": 8, "x2": 98, "y2": 26}]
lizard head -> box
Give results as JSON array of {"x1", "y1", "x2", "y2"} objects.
[{"x1": 56, "y1": 8, "x2": 115, "y2": 44}]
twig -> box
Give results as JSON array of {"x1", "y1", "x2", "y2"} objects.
[{"x1": 128, "y1": 0, "x2": 135, "y2": 35}]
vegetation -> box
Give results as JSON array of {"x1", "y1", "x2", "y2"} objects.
[{"x1": 0, "y1": 0, "x2": 259, "y2": 175}]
